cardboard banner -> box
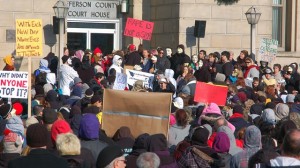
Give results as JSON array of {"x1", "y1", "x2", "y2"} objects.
[
  {"x1": 113, "y1": 73, "x2": 127, "y2": 90},
  {"x1": 16, "y1": 19, "x2": 43, "y2": 56},
  {"x1": 103, "y1": 89, "x2": 172, "y2": 138},
  {"x1": 124, "y1": 17, "x2": 154, "y2": 40},
  {"x1": 0, "y1": 71, "x2": 29, "y2": 99},
  {"x1": 126, "y1": 69, "x2": 154, "y2": 89},
  {"x1": 194, "y1": 82, "x2": 228, "y2": 106},
  {"x1": 258, "y1": 38, "x2": 278, "y2": 63}
]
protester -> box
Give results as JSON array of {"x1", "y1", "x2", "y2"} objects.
[
  {"x1": 96, "y1": 145, "x2": 126, "y2": 168},
  {"x1": 3, "y1": 54, "x2": 15, "y2": 71},
  {"x1": 136, "y1": 152, "x2": 160, "y2": 168},
  {"x1": 59, "y1": 55, "x2": 79, "y2": 96}
]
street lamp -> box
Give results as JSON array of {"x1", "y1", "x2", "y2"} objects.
[
  {"x1": 245, "y1": 6, "x2": 261, "y2": 62},
  {"x1": 53, "y1": 0, "x2": 69, "y2": 67}
]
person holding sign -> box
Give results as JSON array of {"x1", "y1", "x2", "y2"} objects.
[{"x1": 3, "y1": 55, "x2": 15, "y2": 71}]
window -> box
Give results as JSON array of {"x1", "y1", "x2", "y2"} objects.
[{"x1": 272, "y1": 0, "x2": 283, "y2": 47}]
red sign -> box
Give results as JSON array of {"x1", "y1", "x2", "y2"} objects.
[
  {"x1": 124, "y1": 18, "x2": 154, "y2": 40},
  {"x1": 194, "y1": 82, "x2": 228, "y2": 106}
]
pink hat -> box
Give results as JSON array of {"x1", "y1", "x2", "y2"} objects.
[
  {"x1": 169, "y1": 114, "x2": 176, "y2": 126},
  {"x1": 202, "y1": 103, "x2": 221, "y2": 116}
]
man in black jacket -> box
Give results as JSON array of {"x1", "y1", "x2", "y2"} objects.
[{"x1": 124, "y1": 44, "x2": 142, "y2": 66}]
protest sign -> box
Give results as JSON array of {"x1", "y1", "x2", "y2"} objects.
[
  {"x1": 102, "y1": 89, "x2": 172, "y2": 138},
  {"x1": 194, "y1": 82, "x2": 228, "y2": 106},
  {"x1": 258, "y1": 38, "x2": 278, "y2": 63},
  {"x1": 0, "y1": 71, "x2": 29, "y2": 99},
  {"x1": 16, "y1": 19, "x2": 43, "y2": 57},
  {"x1": 113, "y1": 73, "x2": 127, "y2": 90},
  {"x1": 124, "y1": 18, "x2": 154, "y2": 40},
  {"x1": 126, "y1": 69, "x2": 154, "y2": 89}
]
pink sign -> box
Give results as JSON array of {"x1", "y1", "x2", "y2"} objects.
[{"x1": 124, "y1": 18, "x2": 154, "y2": 40}]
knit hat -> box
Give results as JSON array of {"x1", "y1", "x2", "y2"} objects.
[
  {"x1": 45, "y1": 90, "x2": 58, "y2": 102},
  {"x1": 85, "y1": 88, "x2": 94, "y2": 98},
  {"x1": 3, "y1": 129, "x2": 23, "y2": 154},
  {"x1": 78, "y1": 113, "x2": 100, "y2": 140},
  {"x1": 250, "y1": 104, "x2": 263, "y2": 115},
  {"x1": 3, "y1": 54, "x2": 13, "y2": 66},
  {"x1": 275, "y1": 103, "x2": 289, "y2": 121},
  {"x1": 91, "y1": 95, "x2": 102, "y2": 104},
  {"x1": 61, "y1": 55, "x2": 70, "y2": 64},
  {"x1": 169, "y1": 114, "x2": 176, "y2": 126},
  {"x1": 173, "y1": 97, "x2": 184, "y2": 109},
  {"x1": 71, "y1": 86, "x2": 82, "y2": 97},
  {"x1": 213, "y1": 132, "x2": 230, "y2": 153},
  {"x1": 128, "y1": 44, "x2": 136, "y2": 51},
  {"x1": 6, "y1": 116, "x2": 24, "y2": 136},
  {"x1": 94, "y1": 47, "x2": 102, "y2": 55},
  {"x1": 191, "y1": 126, "x2": 209, "y2": 145},
  {"x1": 262, "y1": 108, "x2": 276, "y2": 125},
  {"x1": 96, "y1": 145, "x2": 124, "y2": 168},
  {"x1": 25, "y1": 116, "x2": 39, "y2": 128},
  {"x1": 74, "y1": 77, "x2": 82, "y2": 85},
  {"x1": 233, "y1": 105, "x2": 244, "y2": 115},
  {"x1": 26, "y1": 123, "x2": 48, "y2": 148},
  {"x1": 83, "y1": 106, "x2": 100, "y2": 114},
  {"x1": 42, "y1": 107, "x2": 58, "y2": 124},
  {"x1": 202, "y1": 103, "x2": 221, "y2": 116},
  {"x1": 0, "y1": 104, "x2": 12, "y2": 119},
  {"x1": 237, "y1": 92, "x2": 247, "y2": 103},
  {"x1": 51, "y1": 119, "x2": 72, "y2": 142},
  {"x1": 12, "y1": 102, "x2": 23, "y2": 116}
]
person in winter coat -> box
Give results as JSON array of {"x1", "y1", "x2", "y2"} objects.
[
  {"x1": 217, "y1": 126, "x2": 243, "y2": 156},
  {"x1": 236, "y1": 50, "x2": 249, "y2": 72},
  {"x1": 228, "y1": 105, "x2": 250, "y2": 137},
  {"x1": 170, "y1": 44, "x2": 190, "y2": 79},
  {"x1": 221, "y1": 51, "x2": 233, "y2": 81},
  {"x1": 244, "y1": 57, "x2": 259, "y2": 88},
  {"x1": 156, "y1": 48, "x2": 171, "y2": 73},
  {"x1": 91, "y1": 47, "x2": 103, "y2": 66},
  {"x1": 59, "y1": 55, "x2": 79, "y2": 96},
  {"x1": 124, "y1": 44, "x2": 142, "y2": 66},
  {"x1": 108, "y1": 55, "x2": 123, "y2": 76},
  {"x1": 112, "y1": 126, "x2": 135, "y2": 156},
  {"x1": 194, "y1": 60, "x2": 212, "y2": 83},
  {"x1": 284, "y1": 65, "x2": 300, "y2": 93},
  {"x1": 76, "y1": 55, "x2": 95, "y2": 84},
  {"x1": 141, "y1": 49, "x2": 153, "y2": 73},
  {"x1": 212, "y1": 132, "x2": 232, "y2": 168},
  {"x1": 3, "y1": 54, "x2": 15, "y2": 71},
  {"x1": 230, "y1": 125, "x2": 261, "y2": 168}
]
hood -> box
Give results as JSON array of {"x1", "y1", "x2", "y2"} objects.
[
  {"x1": 112, "y1": 55, "x2": 122, "y2": 66},
  {"x1": 146, "y1": 134, "x2": 168, "y2": 152},
  {"x1": 275, "y1": 103, "x2": 289, "y2": 121},
  {"x1": 164, "y1": 69, "x2": 174, "y2": 78},
  {"x1": 244, "y1": 125, "x2": 261, "y2": 149},
  {"x1": 40, "y1": 59, "x2": 49, "y2": 68},
  {"x1": 79, "y1": 113, "x2": 100, "y2": 140},
  {"x1": 75, "y1": 50, "x2": 84, "y2": 61},
  {"x1": 217, "y1": 126, "x2": 242, "y2": 156},
  {"x1": 46, "y1": 73, "x2": 56, "y2": 85},
  {"x1": 112, "y1": 126, "x2": 134, "y2": 141},
  {"x1": 6, "y1": 116, "x2": 24, "y2": 136},
  {"x1": 261, "y1": 108, "x2": 276, "y2": 125}
]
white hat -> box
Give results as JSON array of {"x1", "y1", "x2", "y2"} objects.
[
  {"x1": 173, "y1": 97, "x2": 184, "y2": 109},
  {"x1": 151, "y1": 56, "x2": 157, "y2": 61}
]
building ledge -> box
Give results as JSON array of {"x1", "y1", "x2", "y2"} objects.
[{"x1": 277, "y1": 51, "x2": 300, "y2": 57}]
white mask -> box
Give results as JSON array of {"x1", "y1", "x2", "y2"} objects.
[
  {"x1": 117, "y1": 59, "x2": 122, "y2": 67},
  {"x1": 199, "y1": 60, "x2": 203, "y2": 68},
  {"x1": 177, "y1": 48, "x2": 183, "y2": 54},
  {"x1": 192, "y1": 55, "x2": 198, "y2": 63},
  {"x1": 67, "y1": 58, "x2": 72, "y2": 65},
  {"x1": 166, "y1": 48, "x2": 172, "y2": 56}
]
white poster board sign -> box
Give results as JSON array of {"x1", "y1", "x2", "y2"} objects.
[
  {"x1": 258, "y1": 38, "x2": 278, "y2": 63},
  {"x1": 0, "y1": 71, "x2": 29, "y2": 99},
  {"x1": 113, "y1": 73, "x2": 127, "y2": 90},
  {"x1": 126, "y1": 69, "x2": 154, "y2": 89}
]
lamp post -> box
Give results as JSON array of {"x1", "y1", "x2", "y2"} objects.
[
  {"x1": 53, "y1": 0, "x2": 69, "y2": 68},
  {"x1": 245, "y1": 6, "x2": 261, "y2": 62}
]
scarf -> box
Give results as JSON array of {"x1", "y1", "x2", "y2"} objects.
[{"x1": 244, "y1": 65, "x2": 258, "y2": 78}]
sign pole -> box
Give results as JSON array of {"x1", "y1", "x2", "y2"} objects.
[{"x1": 27, "y1": 57, "x2": 32, "y2": 118}]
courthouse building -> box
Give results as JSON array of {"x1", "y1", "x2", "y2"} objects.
[{"x1": 0, "y1": 0, "x2": 299, "y2": 71}]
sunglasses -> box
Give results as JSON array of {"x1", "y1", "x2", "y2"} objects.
[{"x1": 159, "y1": 52, "x2": 164, "y2": 54}]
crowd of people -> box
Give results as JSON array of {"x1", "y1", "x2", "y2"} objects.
[{"x1": 0, "y1": 43, "x2": 300, "y2": 168}]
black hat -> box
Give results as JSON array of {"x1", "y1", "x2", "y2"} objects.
[
  {"x1": 85, "y1": 88, "x2": 94, "y2": 98},
  {"x1": 26, "y1": 123, "x2": 48, "y2": 148},
  {"x1": 233, "y1": 105, "x2": 244, "y2": 114},
  {"x1": 191, "y1": 126, "x2": 209, "y2": 144},
  {"x1": 96, "y1": 145, "x2": 124, "y2": 168},
  {"x1": 61, "y1": 55, "x2": 70, "y2": 64},
  {"x1": 83, "y1": 106, "x2": 100, "y2": 115},
  {"x1": 45, "y1": 90, "x2": 58, "y2": 102},
  {"x1": 42, "y1": 107, "x2": 58, "y2": 124},
  {"x1": 0, "y1": 104, "x2": 12, "y2": 119},
  {"x1": 91, "y1": 95, "x2": 102, "y2": 104}
]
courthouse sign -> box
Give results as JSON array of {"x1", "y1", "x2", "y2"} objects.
[{"x1": 67, "y1": 0, "x2": 119, "y2": 19}]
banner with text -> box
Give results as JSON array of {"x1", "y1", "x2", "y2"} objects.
[
  {"x1": 0, "y1": 71, "x2": 29, "y2": 99},
  {"x1": 16, "y1": 19, "x2": 43, "y2": 57},
  {"x1": 103, "y1": 89, "x2": 171, "y2": 138},
  {"x1": 113, "y1": 73, "x2": 127, "y2": 90},
  {"x1": 258, "y1": 38, "x2": 278, "y2": 63},
  {"x1": 124, "y1": 18, "x2": 154, "y2": 40},
  {"x1": 194, "y1": 82, "x2": 228, "y2": 106},
  {"x1": 126, "y1": 69, "x2": 154, "y2": 89}
]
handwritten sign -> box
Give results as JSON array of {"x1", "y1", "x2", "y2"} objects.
[
  {"x1": 16, "y1": 19, "x2": 43, "y2": 57},
  {"x1": 0, "y1": 71, "x2": 29, "y2": 99},
  {"x1": 194, "y1": 82, "x2": 228, "y2": 106},
  {"x1": 258, "y1": 38, "x2": 278, "y2": 63},
  {"x1": 126, "y1": 69, "x2": 154, "y2": 89},
  {"x1": 124, "y1": 18, "x2": 154, "y2": 40},
  {"x1": 113, "y1": 73, "x2": 127, "y2": 90}
]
